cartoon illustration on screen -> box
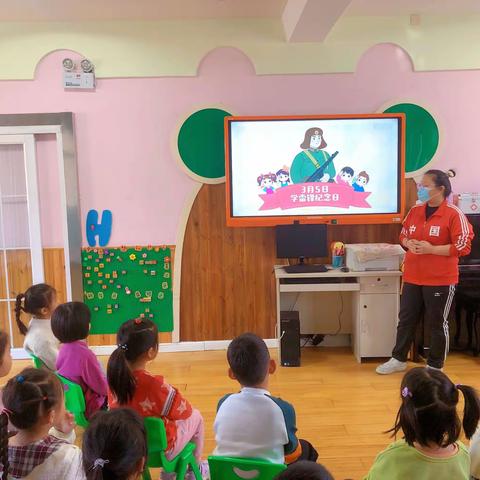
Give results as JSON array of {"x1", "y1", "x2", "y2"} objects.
[
  {"x1": 257, "y1": 173, "x2": 277, "y2": 194},
  {"x1": 290, "y1": 128, "x2": 338, "y2": 184},
  {"x1": 254, "y1": 127, "x2": 372, "y2": 211},
  {"x1": 336, "y1": 166, "x2": 354, "y2": 186},
  {"x1": 276, "y1": 167, "x2": 291, "y2": 187},
  {"x1": 352, "y1": 171, "x2": 370, "y2": 192}
]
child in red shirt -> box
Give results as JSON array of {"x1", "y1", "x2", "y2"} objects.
[{"x1": 107, "y1": 318, "x2": 207, "y2": 479}]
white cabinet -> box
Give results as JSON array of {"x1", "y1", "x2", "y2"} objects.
[
  {"x1": 274, "y1": 267, "x2": 402, "y2": 364},
  {"x1": 353, "y1": 276, "x2": 400, "y2": 362}
]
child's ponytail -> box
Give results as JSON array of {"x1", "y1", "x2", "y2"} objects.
[
  {"x1": 85, "y1": 463, "x2": 103, "y2": 480},
  {"x1": 14, "y1": 284, "x2": 56, "y2": 337},
  {"x1": 0, "y1": 410, "x2": 9, "y2": 480},
  {"x1": 107, "y1": 346, "x2": 136, "y2": 405},
  {"x1": 457, "y1": 383, "x2": 480, "y2": 439},
  {"x1": 83, "y1": 408, "x2": 147, "y2": 480},
  {"x1": 107, "y1": 318, "x2": 158, "y2": 405},
  {"x1": 15, "y1": 293, "x2": 28, "y2": 336}
]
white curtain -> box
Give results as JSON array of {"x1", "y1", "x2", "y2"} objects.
[{"x1": 0, "y1": 144, "x2": 30, "y2": 248}]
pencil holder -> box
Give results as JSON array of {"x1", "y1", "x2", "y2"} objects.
[
  {"x1": 331, "y1": 241, "x2": 345, "y2": 269},
  {"x1": 332, "y1": 255, "x2": 343, "y2": 268}
]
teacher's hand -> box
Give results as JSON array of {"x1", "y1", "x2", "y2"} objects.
[
  {"x1": 411, "y1": 240, "x2": 434, "y2": 255},
  {"x1": 405, "y1": 239, "x2": 419, "y2": 253}
]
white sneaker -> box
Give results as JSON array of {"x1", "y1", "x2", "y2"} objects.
[{"x1": 376, "y1": 358, "x2": 407, "y2": 375}]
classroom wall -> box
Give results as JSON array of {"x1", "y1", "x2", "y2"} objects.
[
  {"x1": 2, "y1": 38, "x2": 480, "y2": 342},
  {"x1": 1, "y1": 43, "x2": 480, "y2": 250}
]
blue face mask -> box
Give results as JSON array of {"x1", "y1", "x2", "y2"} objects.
[{"x1": 417, "y1": 185, "x2": 431, "y2": 203}]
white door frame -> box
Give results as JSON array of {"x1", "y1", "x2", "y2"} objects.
[
  {"x1": 0, "y1": 134, "x2": 46, "y2": 348},
  {"x1": 0, "y1": 134, "x2": 44, "y2": 283},
  {"x1": 0, "y1": 113, "x2": 82, "y2": 303}
]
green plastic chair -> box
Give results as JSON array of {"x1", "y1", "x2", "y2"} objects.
[
  {"x1": 55, "y1": 374, "x2": 89, "y2": 428},
  {"x1": 142, "y1": 417, "x2": 201, "y2": 480},
  {"x1": 30, "y1": 353, "x2": 47, "y2": 369},
  {"x1": 208, "y1": 456, "x2": 286, "y2": 480}
]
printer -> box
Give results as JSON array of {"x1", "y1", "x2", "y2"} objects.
[{"x1": 345, "y1": 243, "x2": 405, "y2": 272}]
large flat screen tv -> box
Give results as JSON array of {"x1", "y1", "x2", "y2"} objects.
[{"x1": 225, "y1": 113, "x2": 405, "y2": 227}]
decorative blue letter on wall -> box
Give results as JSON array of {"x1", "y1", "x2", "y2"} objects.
[{"x1": 86, "y1": 210, "x2": 112, "y2": 247}]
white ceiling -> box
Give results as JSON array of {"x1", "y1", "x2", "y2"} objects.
[
  {"x1": 344, "y1": 0, "x2": 480, "y2": 16},
  {"x1": 0, "y1": 0, "x2": 287, "y2": 21},
  {"x1": 0, "y1": 0, "x2": 478, "y2": 22}
]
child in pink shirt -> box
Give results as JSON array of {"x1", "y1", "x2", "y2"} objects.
[{"x1": 52, "y1": 302, "x2": 107, "y2": 418}]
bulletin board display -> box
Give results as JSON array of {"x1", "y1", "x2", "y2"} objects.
[{"x1": 81, "y1": 246, "x2": 173, "y2": 334}]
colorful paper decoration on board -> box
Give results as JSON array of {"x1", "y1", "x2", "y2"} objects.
[
  {"x1": 86, "y1": 209, "x2": 113, "y2": 247},
  {"x1": 177, "y1": 108, "x2": 232, "y2": 180},
  {"x1": 383, "y1": 103, "x2": 439, "y2": 176},
  {"x1": 81, "y1": 246, "x2": 173, "y2": 334}
]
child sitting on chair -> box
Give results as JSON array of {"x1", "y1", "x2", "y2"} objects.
[
  {"x1": 0, "y1": 368, "x2": 84, "y2": 479},
  {"x1": 214, "y1": 333, "x2": 318, "y2": 465},
  {"x1": 82, "y1": 408, "x2": 147, "y2": 480},
  {"x1": 52, "y1": 302, "x2": 108, "y2": 419},
  {"x1": 107, "y1": 318, "x2": 208, "y2": 479},
  {"x1": 0, "y1": 330, "x2": 75, "y2": 444},
  {"x1": 15, "y1": 283, "x2": 59, "y2": 371},
  {"x1": 364, "y1": 367, "x2": 480, "y2": 480}
]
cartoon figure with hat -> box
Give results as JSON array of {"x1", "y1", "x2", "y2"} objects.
[{"x1": 290, "y1": 127, "x2": 337, "y2": 184}]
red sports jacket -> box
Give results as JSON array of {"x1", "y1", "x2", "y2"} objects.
[{"x1": 400, "y1": 200, "x2": 473, "y2": 286}]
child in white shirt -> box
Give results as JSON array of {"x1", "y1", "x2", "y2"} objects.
[
  {"x1": 15, "y1": 284, "x2": 59, "y2": 370},
  {"x1": 214, "y1": 333, "x2": 318, "y2": 465}
]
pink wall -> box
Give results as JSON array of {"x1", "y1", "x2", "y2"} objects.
[{"x1": 0, "y1": 44, "x2": 478, "y2": 247}]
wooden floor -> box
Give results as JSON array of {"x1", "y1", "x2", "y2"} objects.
[{"x1": 8, "y1": 347, "x2": 480, "y2": 480}]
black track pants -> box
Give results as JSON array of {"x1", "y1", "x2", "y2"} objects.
[{"x1": 392, "y1": 283, "x2": 455, "y2": 369}]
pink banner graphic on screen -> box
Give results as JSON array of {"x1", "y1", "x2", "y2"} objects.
[{"x1": 259, "y1": 183, "x2": 371, "y2": 211}]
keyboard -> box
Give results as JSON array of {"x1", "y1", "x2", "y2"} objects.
[
  {"x1": 283, "y1": 264, "x2": 328, "y2": 274},
  {"x1": 282, "y1": 277, "x2": 343, "y2": 284}
]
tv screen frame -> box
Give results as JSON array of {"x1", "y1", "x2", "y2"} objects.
[{"x1": 224, "y1": 113, "x2": 406, "y2": 227}]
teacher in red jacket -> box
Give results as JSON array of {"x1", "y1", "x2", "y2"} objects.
[{"x1": 377, "y1": 170, "x2": 473, "y2": 374}]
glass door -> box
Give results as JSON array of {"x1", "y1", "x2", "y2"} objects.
[{"x1": 0, "y1": 135, "x2": 44, "y2": 348}]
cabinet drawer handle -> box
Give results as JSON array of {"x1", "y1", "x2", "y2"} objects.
[{"x1": 363, "y1": 305, "x2": 367, "y2": 309}]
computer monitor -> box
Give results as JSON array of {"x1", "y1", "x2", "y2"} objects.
[{"x1": 275, "y1": 224, "x2": 328, "y2": 261}]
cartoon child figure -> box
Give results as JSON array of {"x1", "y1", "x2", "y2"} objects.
[
  {"x1": 336, "y1": 166, "x2": 354, "y2": 186},
  {"x1": 257, "y1": 173, "x2": 277, "y2": 194},
  {"x1": 276, "y1": 167, "x2": 291, "y2": 187},
  {"x1": 290, "y1": 127, "x2": 336, "y2": 184},
  {"x1": 352, "y1": 171, "x2": 370, "y2": 192}
]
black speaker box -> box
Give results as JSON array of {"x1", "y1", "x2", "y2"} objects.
[{"x1": 280, "y1": 311, "x2": 300, "y2": 367}]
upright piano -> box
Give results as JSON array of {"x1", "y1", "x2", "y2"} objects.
[{"x1": 455, "y1": 214, "x2": 480, "y2": 352}]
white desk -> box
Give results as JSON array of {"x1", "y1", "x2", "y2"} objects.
[{"x1": 274, "y1": 266, "x2": 402, "y2": 362}]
